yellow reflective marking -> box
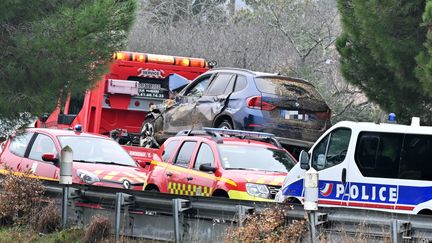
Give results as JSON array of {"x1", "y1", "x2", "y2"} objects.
[
  {"x1": 103, "y1": 171, "x2": 119, "y2": 180},
  {"x1": 124, "y1": 172, "x2": 146, "y2": 183},
  {"x1": 0, "y1": 169, "x2": 59, "y2": 182},
  {"x1": 93, "y1": 170, "x2": 104, "y2": 175},
  {"x1": 256, "y1": 177, "x2": 266, "y2": 184}
]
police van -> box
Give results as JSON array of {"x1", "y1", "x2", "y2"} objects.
[{"x1": 275, "y1": 117, "x2": 432, "y2": 215}]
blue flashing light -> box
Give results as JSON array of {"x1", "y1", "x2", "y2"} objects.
[
  {"x1": 74, "y1": 124, "x2": 82, "y2": 132},
  {"x1": 388, "y1": 113, "x2": 396, "y2": 123}
]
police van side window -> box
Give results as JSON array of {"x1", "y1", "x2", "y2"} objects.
[
  {"x1": 312, "y1": 128, "x2": 351, "y2": 171},
  {"x1": 9, "y1": 132, "x2": 34, "y2": 157},
  {"x1": 174, "y1": 141, "x2": 197, "y2": 167},
  {"x1": 162, "y1": 140, "x2": 180, "y2": 161},
  {"x1": 399, "y1": 134, "x2": 432, "y2": 180},
  {"x1": 355, "y1": 132, "x2": 402, "y2": 178}
]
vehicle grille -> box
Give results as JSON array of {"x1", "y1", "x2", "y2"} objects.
[{"x1": 268, "y1": 185, "x2": 281, "y2": 199}]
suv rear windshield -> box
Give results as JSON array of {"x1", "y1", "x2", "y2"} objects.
[
  {"x1": 254, "y1": 77, "x2": 321, "y2": 99},
  {"x1": 218, "y1": 144, "x2": 296, "y2": 172}
]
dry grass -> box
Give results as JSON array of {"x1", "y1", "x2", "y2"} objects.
[
  {"x1": 225, "y1": 205, "x2": 307, "y2": 243},
  {"x1": 84, "y1": 215, "x2": 111, "y2": 243},
  {"x1": 0, "y1": 169, "x2": 45, "y2": 227},
  {"x1": 31, "y1": 199, "x2": 61, "y2": 234}
]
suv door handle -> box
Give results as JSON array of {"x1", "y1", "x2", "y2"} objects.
[
  {"x1": 187, "y1": 176, "x2": 193, "y2": 181},
  {"x1": 166, "y1": 172, "x2": 173, "y2": 177}
]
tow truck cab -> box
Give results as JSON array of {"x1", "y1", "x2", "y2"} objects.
[{"x1": 35, "y1": 51, "x2": 210, "y2": 145}]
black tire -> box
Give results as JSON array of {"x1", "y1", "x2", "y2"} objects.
[
  {"x1": 217, "y1": 120, "x2": 233, "y2": 130},
  {"x1": 139, "y1": 117, "x2": 159, "y2": 148}
]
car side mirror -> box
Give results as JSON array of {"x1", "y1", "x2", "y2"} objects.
[
  {"x1": 199, "y1": 163, "x2": 216, "y2": 173},
  {"x1": 137, "y1": 159, "x2": 151, "y2": 168},
  {"x1": 299, "y1": 150, "x2": 310, "y2": 170},
  {"x1": 42, "y1": 153, "x2": 59, "y2": 163}
]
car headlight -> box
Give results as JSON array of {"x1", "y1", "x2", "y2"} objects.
[
  {"x1": 76, "y1": 169, "x2": 100, "y2": 185},
  {"x1": 246, "y1": 183, "x2": 270, "y2": 199}
]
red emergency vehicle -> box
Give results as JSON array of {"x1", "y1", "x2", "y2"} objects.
[
  {"x1": 143, "y1": 128, "x2": 297, "y2": 202},
  {"x1": 35, "y1": 51, "x2": 210, "y2": 145}
]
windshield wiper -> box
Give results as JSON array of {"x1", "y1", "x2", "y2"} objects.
[
  {"x1": 73, "y1": 159, "x2": 96, "y2": 163},
  {"x1": 94, "y1": 161, "x2": 131, "y2": 167}
]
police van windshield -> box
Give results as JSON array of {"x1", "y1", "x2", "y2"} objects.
[
  {"x1": 58, "y1": 136, "x2": 136, "y2": 167},
  {"x1": 218, "y1": 145, "x2": 296, "y2": 172}
]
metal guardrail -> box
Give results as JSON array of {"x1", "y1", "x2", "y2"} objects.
[{"x1": 17, "y1": 182, "x2": 432, "y2": 242}]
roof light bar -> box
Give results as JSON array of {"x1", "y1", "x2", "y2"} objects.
[
  {"x1": 202, "y1": 127, "x2": 275, "y2": 139},
  {"x1": 113, "y1": 51, "x2": 209, "y2": 68}
]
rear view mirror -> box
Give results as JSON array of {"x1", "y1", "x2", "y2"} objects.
[
  {"x1": 42, "y1": 153, "x2": 58, "y2": 163},
  {"x1": 137, "y1": 159, "x2": 151, "y2": 168},
  {"x1": 299, "y1": 150, "x2": 310, "y2": 170},
  {"x1": 199, "y1": 163, "x2": 216, "y2": 173}
]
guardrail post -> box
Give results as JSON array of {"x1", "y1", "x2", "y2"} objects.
[
  {"x1": 236, "y1": 205, "x2": 254, "y2": 227},
  {"x1": 172, "y1": 199, "x2": 191, "y2": 243},
  {"x1": 115, "y1": 192, "x2": 123, "y2": 241},
  {"x1": 60, "y1": 146, "x2": 73, "y2": 229},
  {"x1": 304, "y1": 167, "x2": 319, "y2": 243},
  {"x1": 391, "y1": 220, "x2": 412, "y2": 243}
]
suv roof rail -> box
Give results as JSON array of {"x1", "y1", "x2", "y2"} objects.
[
  {"x1": 176, "y1": 129, "x2": 223, "y2": 143},
  {"x1": 202, "y1": 127, "x2": 283, "y2": 148},
  {"x1": 210, "y1": 67, "x2": 260, "y2": 75}
]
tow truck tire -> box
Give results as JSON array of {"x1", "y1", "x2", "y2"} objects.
[
  {"x1": 217, "y1": 120, "x2": 233, "y2": 130},
  {"x1": 140, "y1": 117, "x2": 159, "y2": 148}
]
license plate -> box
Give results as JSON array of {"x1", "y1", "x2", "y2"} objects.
[{"x1": 280, "y1": 110, "x2": 309, "y2": 121}]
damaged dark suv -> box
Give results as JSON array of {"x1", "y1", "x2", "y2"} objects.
[{"x1": 140, "y1": 68, "x2": 331, "y2": 149}]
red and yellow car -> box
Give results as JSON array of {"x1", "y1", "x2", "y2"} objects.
[
  {"x1": 143, "y1": 128, "x2": 297, "y2": 201},
  {"x1": 0, "y1": 127, "x2": 149, "y2": 190}
]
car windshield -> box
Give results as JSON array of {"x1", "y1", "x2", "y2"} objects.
[
  {"x1": 58, "y1": 136, "x2": 136, "y2": 167},
  {"x1": 218, "y1": 144, "x2": 296, "y2": 172},
  {"x1": 254, "y1": 77, "x2": 322, "y2": 99}
]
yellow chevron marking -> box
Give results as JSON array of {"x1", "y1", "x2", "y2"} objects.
[
  {"x1": 93, "y1": 170, "x2": 104, "y2": 175},
  {"x1": 103, "y1": 171, "x2": 119, "y2": 180},
  {"x1": 256, "y1": 177, "x2": 266, "y2": 184},
  {"x1": 0, "y1": 169, "x2": 59, "y2": 182}
]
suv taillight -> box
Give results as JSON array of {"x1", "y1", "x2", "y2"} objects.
[{"x1": 246, "y1": 96, "x2": 276, "y2": 111}]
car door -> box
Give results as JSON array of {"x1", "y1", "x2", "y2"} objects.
[
  {"x1": 20, "y1": 133, "x2": 59, "y2": 180},
  {"x1": 194, "y1": 73, "x2": 236, "y2": 127},
  {"x1": 186, "y1": 142, "x2": 216, "y2": 197},
  {"x1": 164, "y1": 74, "x2": 213, "y2": 134},
  {"x1": 165, "y1": 141, "x2": 198, "y2": 195},
  {"x1": 310, "y1": 127, "x2": 352, "y2": 206}
]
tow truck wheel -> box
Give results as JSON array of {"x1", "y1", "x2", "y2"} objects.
[{"x1": 140, "y1": 117, "x2": 157, "y2": 147}]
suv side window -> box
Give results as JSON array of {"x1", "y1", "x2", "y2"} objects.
[
  {"x1": 312, "y1": 128, "x2": 351, "y2": 171},
  {"x1": 162, "y1": 140, "x2": 180, "y2": 161},
  {"x1": 234, "y1": 75, "x2": 247, "y2": 92},
  {"x1": 28, "y1": 134, "x2": 57, "y2": 161},
  {"x1": 206, "y1": 73, "x2": 235, "y2": 96},
  {"x1": 355, "y1": 132, "x2": 402, "y2": 178},
  {"x1": 194, "y1": 143, "x2": 214, "y2": 170},
  {"x1": 9, "y1": 132, "x2": 34, "y2": 157},
  {"x1": 400, "y1": 134, "x2": 432, "y2": 180},
  {"x1": 185, "y1": 75, "x2": 211, "y2": 97},
  {"x1": 173, "y1": 141, "x2": 197, "y2": 167}
]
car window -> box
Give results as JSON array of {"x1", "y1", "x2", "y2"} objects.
[
  {"x1": 355, "y1": 132, "x2": 402, "y2": 179},
  {"x1": 254, "y1": 77, "x2": 322, "y2": 99},
  {"x1": 174, "y1": 141, "x2": 196, "y2": 167},
  {"x1": 185, "y1": 76, "x2": 211, "y2": 97},
  {"x1": 206, "y1": 73, "x2": 235, "y2": 96},
  {"x1": 162, "y1": 140, "x2": 180, "y2": 161},
  {"x1": 399, "y1": 134, "x2": 432, "y2": 180},
  {"x1": 194, "y1": 143, "x2": 214, "y2": 170},
  {"x1": 234, "y1": 75, "x2": 247, "y2": 92},
  {"x1": 218, "y1": 145, "x2": 296, "y2": 172},
  {"x1": 28, "y1": 134, "x2": 57, "y2": 161},
  {"x1": 312, "y1": 128, "x2": 351, "y2": 171},
  {"x1": 9, "y1": 132, "x2": 34, "y2": 157}
]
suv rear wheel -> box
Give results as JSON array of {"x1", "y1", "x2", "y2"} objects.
[{"x1": 217, "y1": 120, "x2": 233, "y2": 130}]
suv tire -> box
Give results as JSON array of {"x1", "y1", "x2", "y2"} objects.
[
  {"x1": 139, "y1": 117, "x2": 159, "y2": 148},
  {"x1": 217, "y1": 120, "x2": 233, "y2": 130}
]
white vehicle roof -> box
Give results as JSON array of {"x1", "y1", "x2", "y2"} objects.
[{"x1": 332, "y1": 117, "x2": 432, "y2": 135}]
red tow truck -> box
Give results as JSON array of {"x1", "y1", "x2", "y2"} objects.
[{"x1": 35, "y1": 51, "x2": 210, "y2": 146}]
